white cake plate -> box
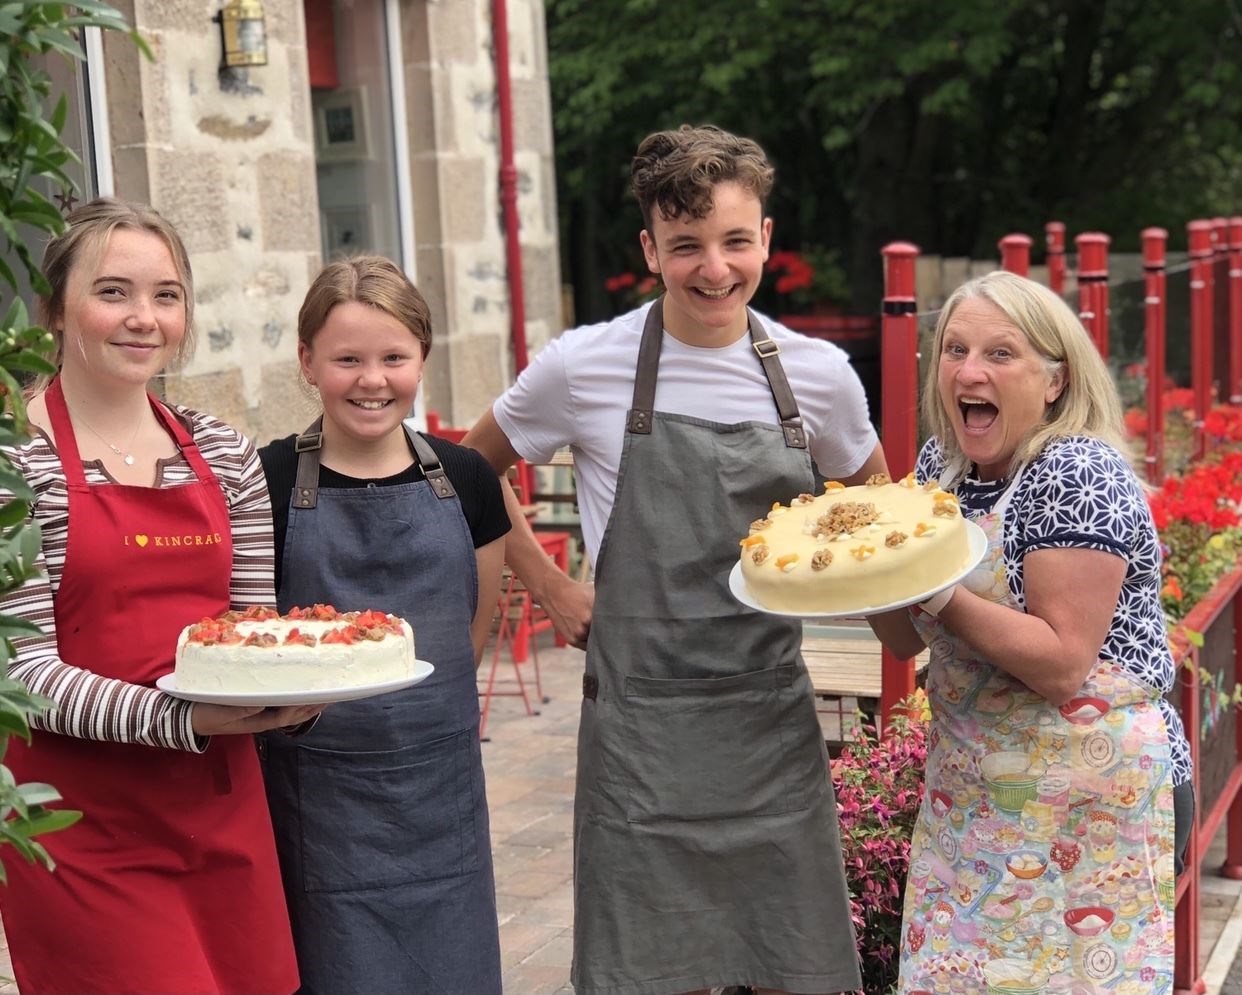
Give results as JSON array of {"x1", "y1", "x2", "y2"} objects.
[
  {"x1": 155, "y1": 659, "x2": 435, "y2": 707},
  {"x1": 728, "y1": 518, "x2": 988, "y2": 620}
]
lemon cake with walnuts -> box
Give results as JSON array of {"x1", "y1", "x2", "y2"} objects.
[
  {"x1": 737, "y1": 473, "x2": 972, "y2": 614},
  {"x1": 173, "y1": 604, "x2": 416, "y2": 693}
]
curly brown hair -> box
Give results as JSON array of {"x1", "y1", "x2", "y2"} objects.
[{"x1": 630, "y1": 124, "x2": 774, "y2": 230}]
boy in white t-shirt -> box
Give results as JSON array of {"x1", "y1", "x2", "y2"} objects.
[{"x1": 465, "y1": 125, "x2": 882, "y2": 995}]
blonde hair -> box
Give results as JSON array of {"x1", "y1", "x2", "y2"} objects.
[
  {"x1": 299, "y1": 256, "x2": 431, "y2": 357},
  {"x1": 922, "y1": 270, "x2": 1125, "y2": 485},
  {"x1": 37, "y1": 198, "x2": 195, "y2": 386}
]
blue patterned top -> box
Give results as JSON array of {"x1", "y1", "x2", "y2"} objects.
[{"x1": 915, "y1": 434, "x2": 1192, "y2": 785}]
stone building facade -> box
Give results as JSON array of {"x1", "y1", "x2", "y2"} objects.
[{"x1": 92, "y1": 0, "x2": 560, "y2": 441}]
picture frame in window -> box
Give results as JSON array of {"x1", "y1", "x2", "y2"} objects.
[
  {"x1": 321, "y1": 204, "x2": 373, "y2": 259},
  {"x1": 314, "y1": 86, "x2": 370, "y2": 163}
]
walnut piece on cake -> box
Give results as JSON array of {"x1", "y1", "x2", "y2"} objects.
[
  {"x1": 866, "y1": 473, "x2": 891, "y2": 486},
  {"x1": 750, "y1": 517, "x2": 773, "y2": 532},
  {"x1": 811, "y1": 549, "x2": 833, "y2": 570},
  {"x1": 886, "y1": 531, "x2": 908, "y2": 547},
  {"x1": 751, "y1": 545, "x2": 770, "y2": 565},
  {"x1": 813, "y1": 501, "x2": 879, "y2": 538}
]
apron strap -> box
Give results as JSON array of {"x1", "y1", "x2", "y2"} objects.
[
  {"x1": 45, "y1": 377, "x2": 88, "y2": 492},
  {"x1": 291, "y1": 417, "x2": 456, "y2": 509},
  {"x1": 44, "y1": 377, "x2": 217, "y2": 489},
  {"x1": 405, "y1": 425, "x2": 456, "y2": 500},
  {"x1": 627, "y1": 297, "x2": 807, "y2": 448},
  {"x1": 149, "y1": 398, "x2": 217, "y2": 486},
  {"x1": 292, "y1": 419, "x2": 325, "y2": 509}
]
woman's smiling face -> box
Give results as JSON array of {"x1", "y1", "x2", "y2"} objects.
[{"x1": 937, "y1": 297, "x2": 1065, "y2": 481}]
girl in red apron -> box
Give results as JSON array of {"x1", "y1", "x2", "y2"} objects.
[{"x1": 0, "y1": 198, "x2": 317, "y2": 994}]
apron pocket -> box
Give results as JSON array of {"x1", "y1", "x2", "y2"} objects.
[
  {"x1": 296, "y1": 730, "x2": 479, "y2": 892},
  {"x1": 623, "y1": 664, "x2": 806, "y2": 823}
]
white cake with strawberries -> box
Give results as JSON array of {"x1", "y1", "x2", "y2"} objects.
[
  {"x1": 173, "y1": 604, "x2": 416, "y2": 693},
  {"x1": 738, "y1": 473, "x2": 973, "y2": 614}
]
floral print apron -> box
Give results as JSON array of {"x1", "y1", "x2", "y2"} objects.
[{"x1": 899, "y1": 477, "x2": 1176, "y2": 995}]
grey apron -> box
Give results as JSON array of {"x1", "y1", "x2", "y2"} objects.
[
  {"x1": 261, "y1": 422, "x2": 501, "y2": 995},
  {"x1": 570, "y1": 299, "x2": 862, "y2": 995}
]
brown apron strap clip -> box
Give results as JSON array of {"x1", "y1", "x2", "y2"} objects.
[
  {"x1": 405, "y1": 425, "x2": 456, "y2": 500},
  {"x1": 293, "y1": 418, "x2": 324, "y2": 509},
  {"x1": 294, "y1": 430, "x2": 323, "y2": 453},
  {"x1": 749, "y1": 316, "x2": 807, "y2": 451}
]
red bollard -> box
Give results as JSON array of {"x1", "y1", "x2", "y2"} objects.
[
  {"x1": 1142, "y1": 228, "x2": 1168, "y2": 485},
  {"x1": 1045, "y1": 222, "x2": 1067, "y2": 295},
  {"x1": 998, "y1": 233, "x2": 1033, "y2": 277},
  {"x1": 879, "y1": 241, "x2": 920, "y2": 730},
  {"x1": 1213, "y1": 218, "x2": 1232, "y2": 404},
  {"x1": 1231, "y1": 217, "x2": 1242, "y2": 404},
  {"x1": 1189, "y1": 220, "x2": 1215, "y2": 462},
  {"x1": 1076, "y1": 232, "x2": 1110, "y2": 360}
]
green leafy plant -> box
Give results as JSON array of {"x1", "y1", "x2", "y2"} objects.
[{"x1": 0, "y1": 0, "x2": 148, "y2": 875}]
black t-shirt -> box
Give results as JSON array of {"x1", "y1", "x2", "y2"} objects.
[{"x1": 260, "y1": 432, "x2": 511, "y2": 593}]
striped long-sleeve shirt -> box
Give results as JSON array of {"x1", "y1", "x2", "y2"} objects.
[{"x1": 4, "y1": 405, "x2": 276, "y2": 753}]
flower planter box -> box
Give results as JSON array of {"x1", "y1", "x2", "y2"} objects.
[
  {"x1": 1166, "y1": 558, "x2": 1242, "y2": 995},
  {"x1": 1172, "y1": 562, "x2": 1242, "y2": 823}
]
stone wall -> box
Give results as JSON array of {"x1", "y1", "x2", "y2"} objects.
[
  {"x1": 400, "y1": 0, "x2": 562, "y2": 430},
  {"x1": 106, "y1": 0, "x2": 321, "y2": 443},
  {"x1": 101, "y1": 0, "x2": 562, "y2": 440}
]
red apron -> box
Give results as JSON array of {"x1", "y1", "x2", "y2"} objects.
[{"x1": 0, "y1": 378, "x2": 298, "y2": 994}]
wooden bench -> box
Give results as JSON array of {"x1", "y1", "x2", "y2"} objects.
[
  {"x1": 801, "y1": 624, "x2": 929, "y2": 746},
  {"x1": 528, "y1": 450, "x2": 591, "y2": 581}
]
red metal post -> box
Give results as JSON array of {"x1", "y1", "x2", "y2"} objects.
[
  {"x1": 492, "y1": 0, "x2": 529, "y2": 373},
  {"x1": 879, "y1": 241, "x2": 920, "y2": 729},
  {"x1": 1076, "y1": 232, "x2": 1110, "y2": 359},
  {"x1": 1213, "y1": 218, "x2": 1231, "y2": 405},
  {"x1": 1045, "y1": 222, "x2": 1066, "y2": 295},
  {"x1": 998, "y1": 233, "x2": 1032, "y2": 277},
  {"x1": 1142, "y1": 228, "x2": 1167, "y2": 485},
  {"x1": 1229, "y1": 218, "x2": 1242, "y2": 403},
  {"x1": 1189, "y1": 221, "x2": 1215, "y2": 461}
]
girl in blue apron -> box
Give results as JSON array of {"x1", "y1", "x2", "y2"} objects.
[
  {"x1": 869, "y1": 272, "x2": 1188, "y2": 993},
  {"x1": 258, "y1": 256, "x2": 510, "y2": 994}
]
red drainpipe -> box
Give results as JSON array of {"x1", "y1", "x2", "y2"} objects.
[{"x1": 492, "y1": 0, "x2": 529, "y2": 373}]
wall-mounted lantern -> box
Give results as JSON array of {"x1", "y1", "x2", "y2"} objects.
[{"x1": 214, "y1": 0, "x2": 268, "y2": 69}]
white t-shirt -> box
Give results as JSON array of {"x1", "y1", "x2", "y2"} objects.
[{"x1": 494, "y1": 302, "x2": 879, "y2": 563}]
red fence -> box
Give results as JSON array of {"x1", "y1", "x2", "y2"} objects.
[{"x1": 875, "y1": 217, "x2": 1242, "y2": 995}]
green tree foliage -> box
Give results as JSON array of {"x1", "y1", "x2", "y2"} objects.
[
  {"x1": 547, "y1": 0, "x2": 1242, "y2": 318},
  {"x1": 0, "y1": 1, "x2": 147, "y2": 877}
]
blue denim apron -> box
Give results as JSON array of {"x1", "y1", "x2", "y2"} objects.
[
  {"x1": 570, "y1": 299, "x2": 862, "y2": 995},
  {"x1": 261, "y1": 423, "x2": 501, "y2": 995}
]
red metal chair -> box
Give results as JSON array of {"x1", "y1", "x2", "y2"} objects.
[{"x1": 478, "y1": 531, "x2": 569, "y2": 739}]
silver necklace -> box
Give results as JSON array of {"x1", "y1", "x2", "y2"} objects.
[{"x1": 66, "y1": 403, "x2": 143, "y2": 466}]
